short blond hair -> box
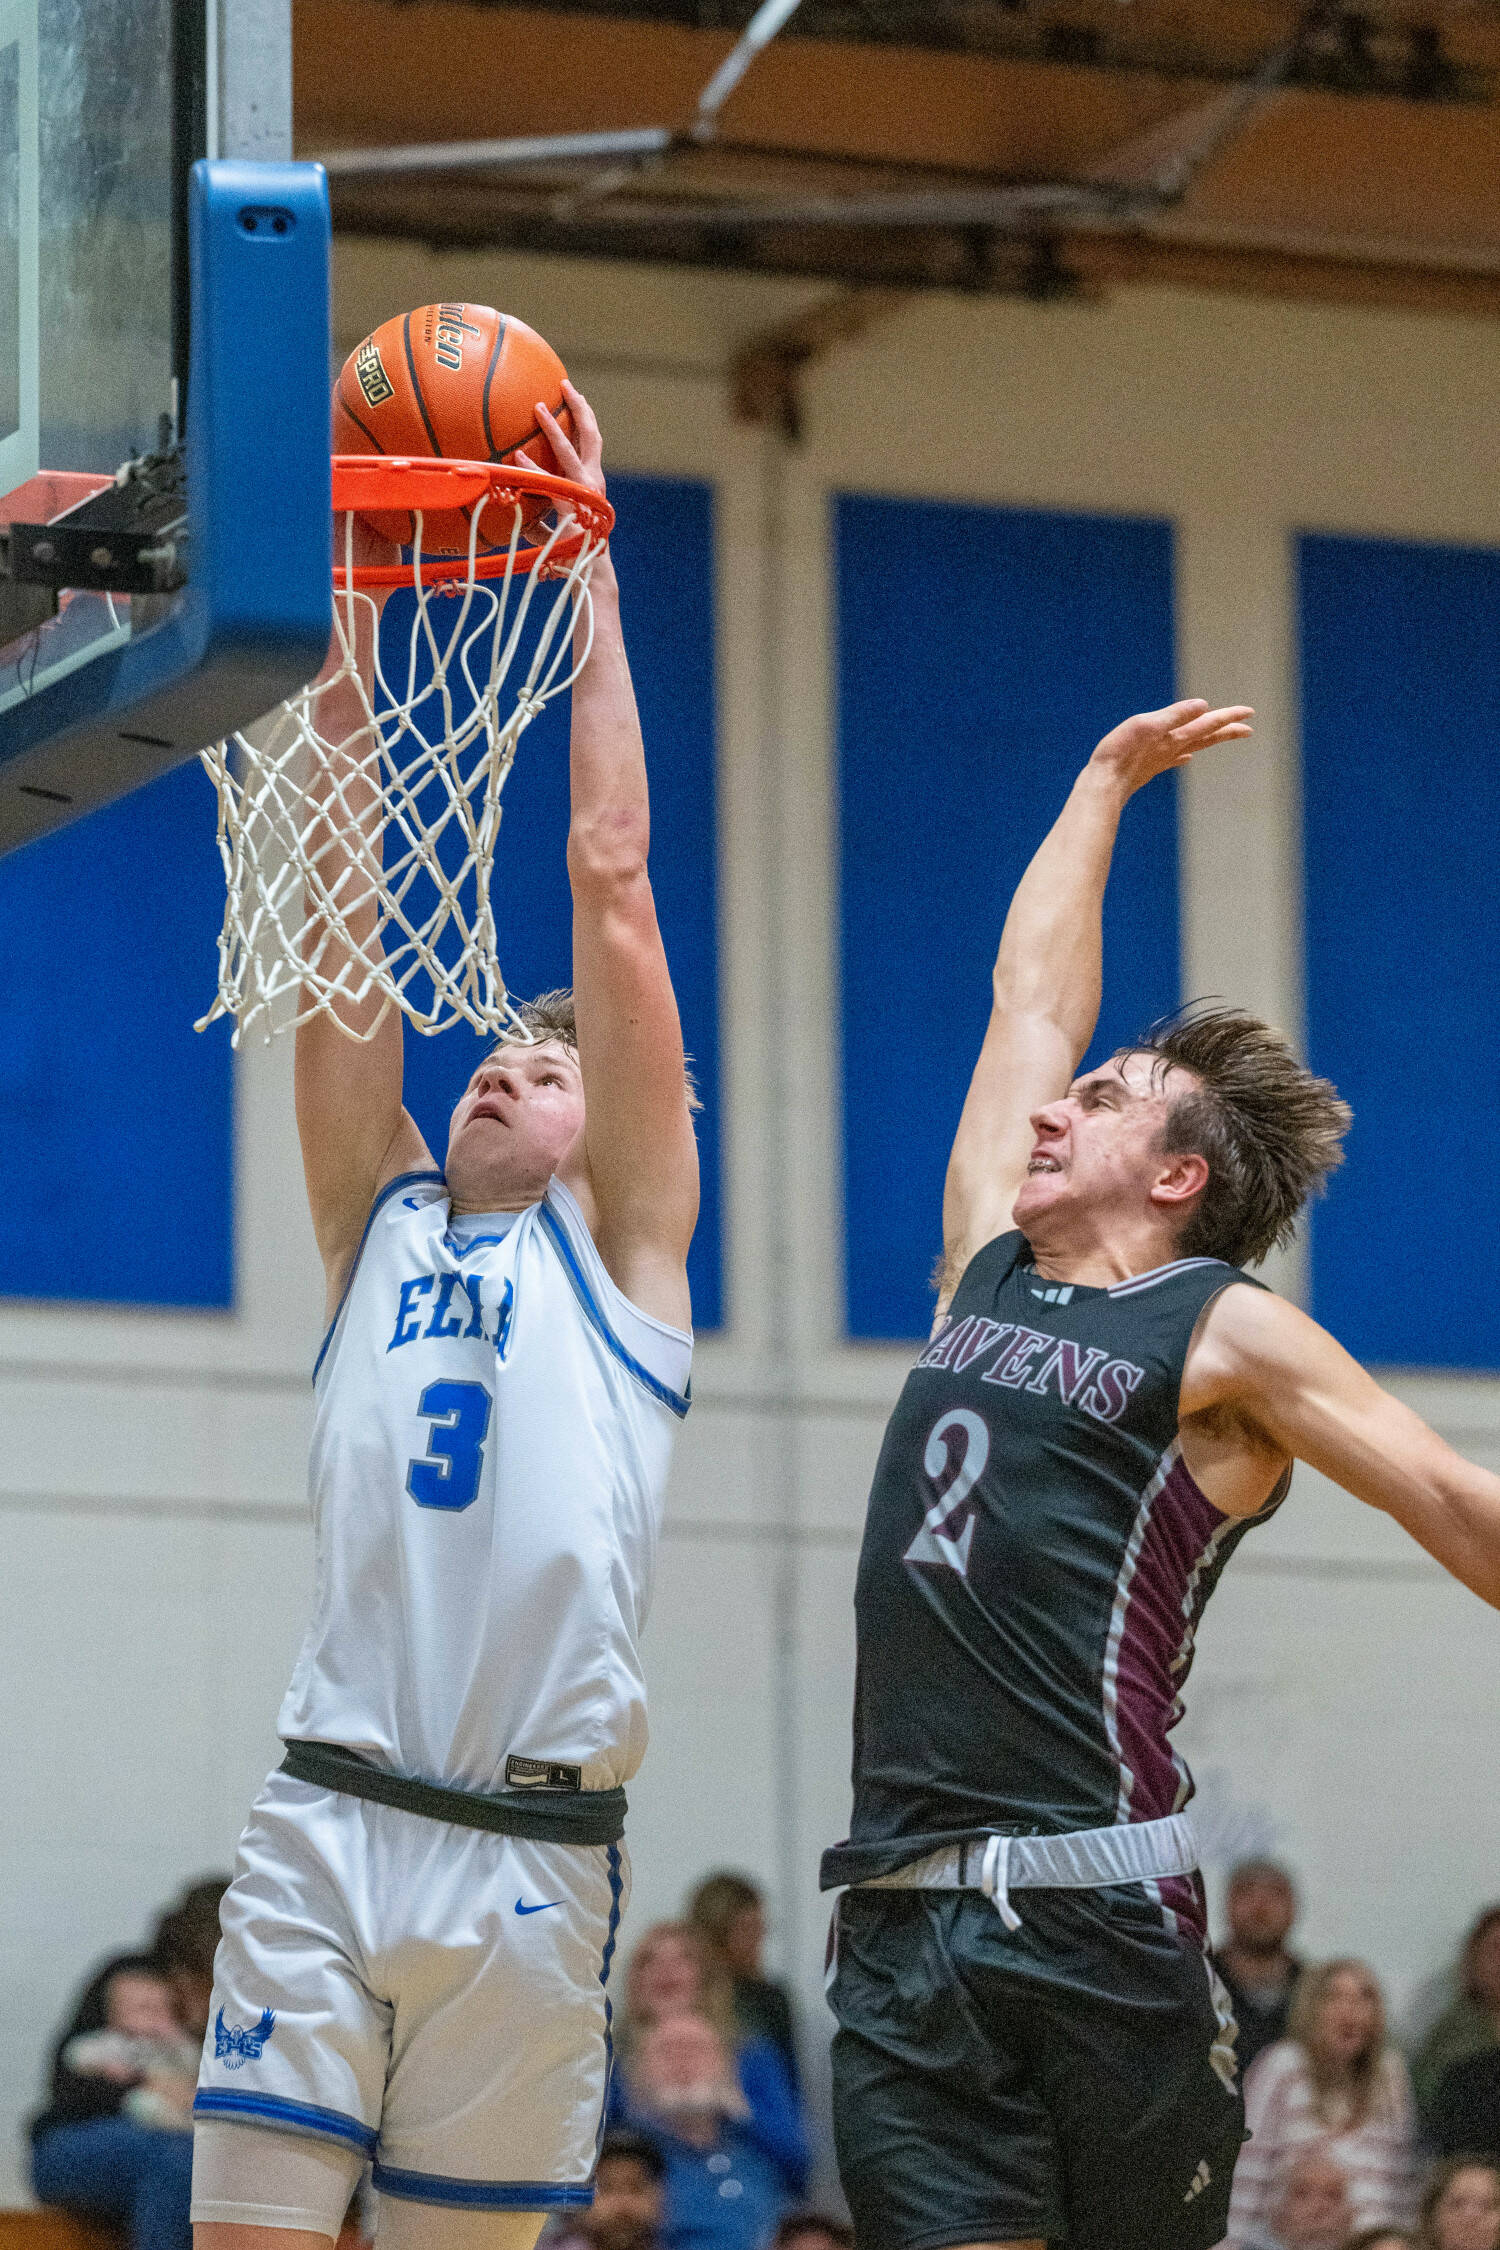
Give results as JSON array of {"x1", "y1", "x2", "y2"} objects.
[{"x1": 492, "y1": 986, "x2": 701, "y2": 1113}]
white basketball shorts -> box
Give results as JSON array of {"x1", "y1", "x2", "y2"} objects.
[{"x1": 192, "y1": 1769, "x2": 627, "y2": 2215}]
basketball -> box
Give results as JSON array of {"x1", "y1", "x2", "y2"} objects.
[{"x1": 331, "y1": 303, "x2": 572, "y2": 550}]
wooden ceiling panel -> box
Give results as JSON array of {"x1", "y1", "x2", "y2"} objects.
[{"x1": 298, "y1": 0, "x2": 1500, "y2": 314}]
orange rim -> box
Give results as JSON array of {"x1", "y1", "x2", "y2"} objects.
[{"x1": 330, "y1": 456, "x2": 615, "y2": 587}]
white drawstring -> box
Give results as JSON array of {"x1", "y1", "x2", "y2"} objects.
[{"x1": 980, "y1": 1832, "x2": 1023, "y2": 1932}]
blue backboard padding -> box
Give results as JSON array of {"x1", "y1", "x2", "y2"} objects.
[
  {"x1": 1300, "y1": 532, "x2": 1500, "y2": 1368},
  {"x1": 0, "y1": 759, "x2": 234, "y2": 1305},
  {"x1": 837, "y1": 494, "x2": 1180, "y2": 1341},
  {"x1": 398, "y1": 474, "x2": 723, "y2": 1330}
]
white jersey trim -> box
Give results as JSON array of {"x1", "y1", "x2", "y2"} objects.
[
  {"x1": 310, "y1": 1169, "x2": 692, "y2": 1418},
  {"x1": 1106, "y1": 1256, "x2": 1230, "y2": 1299},
  {"x1": 313, "y1": 1168, "x2": 446, "y2": 1384},
  {"x1": 538, "y1": 1180, "x2": 691, "y2": 1418}
]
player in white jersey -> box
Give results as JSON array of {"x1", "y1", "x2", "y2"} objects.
[{"x1": 191, "y1": 388, "x2": 699, "y2": 2250}]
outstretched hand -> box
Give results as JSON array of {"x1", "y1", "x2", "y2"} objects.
[
  {"x1": 536, "y1": 380, "x2": 605, "y2": 502},
  {"x1": 1088, "y1": 698, "x2": 1254, "y2": 797}
]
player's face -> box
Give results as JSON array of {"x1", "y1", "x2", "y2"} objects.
[
  {"x1": 1013, "y1": 1052, "x2": 1193, "y2": 1240},
  {"x1": 445, "y1": 1039, "x2": 585, "y2": 1205},
  {"x1": 1432, "y1": 2166, "x2": 1500, "y2": 2250}
]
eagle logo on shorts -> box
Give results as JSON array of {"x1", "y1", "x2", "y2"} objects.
[{"x1": 213, "y1": 2007, "x2": 276, "y2": 2068}]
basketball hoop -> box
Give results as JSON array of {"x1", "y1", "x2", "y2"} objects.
[{"x1": 196, "y1": 457, "x2": 614, "y2": 1047}]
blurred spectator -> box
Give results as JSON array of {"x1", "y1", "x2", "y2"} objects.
[
  {"x1": 772, "y1": 2216, "x2": 854, "y2": 2250},
  {"x1": 1344, "y1": 2234, "x2": 1414, "y2": 2250},
  {"x1": 29, "y1": 1953, "x2": 195, "y2": 2250},
  {"x1": 549, "y1": 2129, "x2": 666, "y2": 2250},
  {"x1": 1430, "y1": 2053, "x2": 1500, "y2": 2165},
  {"x1": 1414, "y1": 2158, "x2": 1500, "y2": 2250},
  {"x1": 155, "y1": 1874, "x2": 230, "y2": 2038},
  {"x1": 61, "y1": 1959, "x2": 200, "y2": 2130},
  {"x1": 617, "y1": 2012, "x2": 797, "y2": 2250},
  {"x1": 613, "y1": 1922, "x2": 808, "y2": 2196},
  {"x1": 1239, "y1": 2148, "x2": 1353, "y2": 2249},
  {"x1": 27, "y1": 1874, "x2": 228, "y2": 2250},
  {"x1": 1228, "y1": 1960, "x2": 1419, "y2": 2243},
  {"x1": 1415, "y1": 1912, "x2": 1500, "y2": 2119},
  {"x1": 688, "y1": 1873, "x2": 800, "y2": 2090},
  {"x1": 1216, "y1": 1861, "x2": 1306, "y2": 2075}
]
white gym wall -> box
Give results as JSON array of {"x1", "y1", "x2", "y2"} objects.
[{"x1": 2, "y1": 250, "x2": 1498, "y2": 2203}]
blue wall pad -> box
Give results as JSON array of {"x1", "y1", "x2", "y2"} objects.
[
  {"x1": 399, "y1": 474, "x2": 723, "y2": 1331},
  {"x1": 0, "y1": 759, "x2": 234, "y2": 1304},
  {"x1": 837, "y1": 494, "x2": 1179, "y2": 1342},
  {"x1": 1301, "y1": 531, "x2": 1500, "y2": 1368}
]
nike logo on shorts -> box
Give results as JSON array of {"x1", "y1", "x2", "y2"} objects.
[{"x1": 515, "y1": 1899, "x2": 562, "y2": 1916}]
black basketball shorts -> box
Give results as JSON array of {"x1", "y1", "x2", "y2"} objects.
[{"x1": 827, "y1": 1878, "x2": 1244, "y2": 2250}]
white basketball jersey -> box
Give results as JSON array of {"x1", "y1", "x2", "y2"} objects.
[{"x1": 279, "y1": 1170, "x2": 692, "y2": 1793}]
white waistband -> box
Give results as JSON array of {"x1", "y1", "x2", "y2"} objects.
[{"x1": 852, "y1": 1811, "x2": 1199, "y2": 1933}]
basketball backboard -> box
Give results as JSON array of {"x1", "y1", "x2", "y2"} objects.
[{"x1": 0, "y1": 0, "x2": 334, "y2": 851}]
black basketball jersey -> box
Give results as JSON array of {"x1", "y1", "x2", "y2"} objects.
[{"x1": 822, "y1": 1231, "x2": 1289, "y2": 1889}]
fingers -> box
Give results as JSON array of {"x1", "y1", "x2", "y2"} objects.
[
  {"x1": 562, "y1": 378, "x2": 601, "y2": 453},
  {"x1": 1169, "y1": 704, "x2": 1255, "y2": 745},
  {"x1": 534, "y1": 399, "x2": 583, "y2": 479}
]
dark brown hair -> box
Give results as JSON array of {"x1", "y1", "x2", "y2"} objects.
[
  {"x1": 493, "y1": 986, "x2": 701, "y2": 1112},
  {"x1": 1132, "y1": 1004, "x2": 1351, "y2": 1269},
  {"x1": 1460, "y1": 1904, "x2": 1500, "y2": 2004},
  {"x1": 687, "y1": 1870, "x2": 763, "y2": 1959}
]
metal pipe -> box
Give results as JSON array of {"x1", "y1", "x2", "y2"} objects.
[
  {"x1": 319, "y1": 125, "x2": 673, "y2": 180},
  {"x1": 692, "y1": 0, "x2": 809, "y2": 139}
]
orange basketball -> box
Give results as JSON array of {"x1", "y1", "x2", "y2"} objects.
[{"x1": 331, "y1": 303, "x2": 571, "y2": 551}]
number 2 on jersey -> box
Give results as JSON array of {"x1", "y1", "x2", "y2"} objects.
[
  {"x1": 407, "y1": 1380, "x2": 493, "y2": 1511},
  {"x1": 903, "y1": 1407, "x2": 989, "y2": 1577}
]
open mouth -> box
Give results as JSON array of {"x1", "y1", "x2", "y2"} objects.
[{"x1": 1027, "y1": 1154, "x2": 1062, "y2": 1175}]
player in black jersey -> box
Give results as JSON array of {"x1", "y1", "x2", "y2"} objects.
[{"x1": 823, "y1": 699, "x2": 1500, "y2": 2250}]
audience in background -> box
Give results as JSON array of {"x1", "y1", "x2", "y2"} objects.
[
  {"x1": 28, "y1": 1873, "x2": 230, "y2": 2250},
  {"x1": 613, "y1": 2012, "x2": 799, "y2": 2250},
  {"x1": 1238, "y1": 2147, "x2": 1353, "y2": 2249},
  {"x1": 1415, "y1": 1910, "x2": 1500, "y2": 2127},
  {"x1": 1429, "y1": 2055, "x2": 1500, "y2": 2165},
  {"x1": 1414, "y1": 2158, "x2": 1500, "y2": 2250},
  {"x1": 1228, "y1": 1959, "x2": 1419, "y2": 2244},
  {"x1": 612, "y1": 1921, "x2": 809, "y2": 2196},
  {"x1": 688, "y1": 1873, "x2": 800, "y2": 2090},
  {"x1": 154, "y1": 1877, "x2": 227, "y2": 2045},
  {"x1": 771, "y1": 2217, "x2": 854, "y2": 2250},
  {"x1": 548, "y1": 2129, "x2": 665, "y2": 2250},
  {"x1": 1217, "y1": 1861, "x2": 1307, "y2": 2075},
  {"x1": 26, "y1": 1850, "x2": 1500, "y2": 2250}
]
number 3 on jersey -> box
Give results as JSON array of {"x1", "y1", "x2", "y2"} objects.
[
  {"x1": 407, "y1": 1380, "x2": 493, "y2": 1511},
  {"x1": 904, "y1": 1408, "x2": 989, "y2": 1577}
]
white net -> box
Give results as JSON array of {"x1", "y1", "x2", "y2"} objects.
[{"x1": 197, "y1": 485, "x2": 608, "y2": 1045}]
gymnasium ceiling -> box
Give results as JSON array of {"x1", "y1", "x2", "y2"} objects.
[{"x1": 298, "y1": 1, "x2": 1500, "y2": 320}]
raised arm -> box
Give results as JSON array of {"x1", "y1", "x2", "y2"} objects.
[
  {"x1": 1186, "y1": 1283, "x2": 1500, "y2": 1610},
  {"x1": 294, "y1": 532, "x2": 431, "y2": 1313},
  {"x1": 940, "y1": 699, "x2": 1254, "y2": 1296},
  {"x1": 541, "y1": 386, "x2": 698, "y2": 1330}
]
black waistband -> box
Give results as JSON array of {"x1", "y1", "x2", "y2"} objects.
[{"x1": 279, "y1": 1740, "x2": 627, "y2": 1845}]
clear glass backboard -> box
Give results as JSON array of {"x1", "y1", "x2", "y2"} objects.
[{"x1": 0, "y1": 0, "x2": 203, "y2": 713}]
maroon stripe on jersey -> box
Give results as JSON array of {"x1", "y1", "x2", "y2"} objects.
[{"x1": 1105, "y1": 1452, "x2": 1227, "y2": 1823}]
